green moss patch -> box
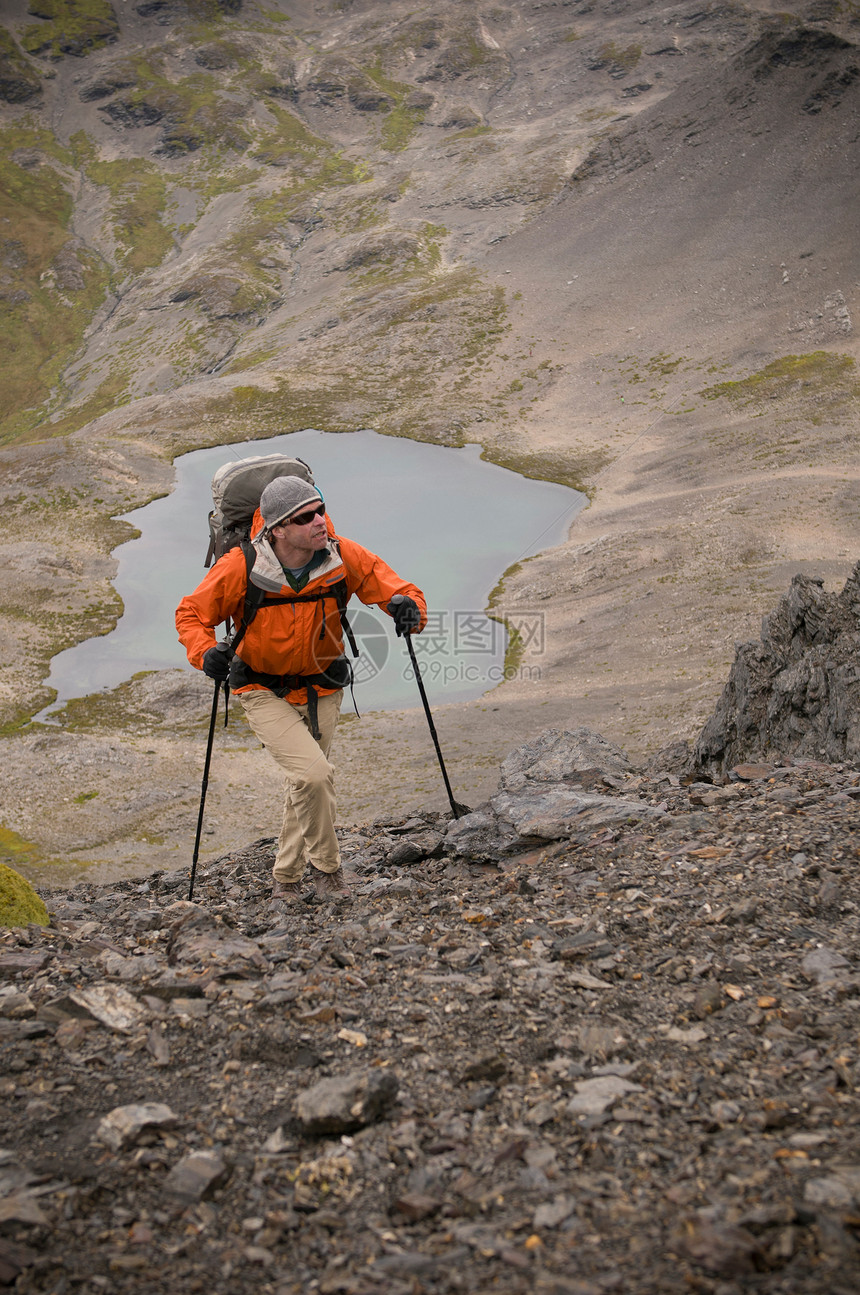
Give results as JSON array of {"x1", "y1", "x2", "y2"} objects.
[
  {"x1": 592, "y1": 42, "x2": 642, "y2": 75},
  {"x1": 22, "y1": 0, "x2": 119, "y2": 60},
  {"x1": 0, "y1": 857, "x2": 49, "y2": 927},
  {"x1": 700, "y1": 352, "x2": 859, "y2": 413},
  {"x1": 380, "y1": 103, "x2": 425, "y2": 152},
  {"x1": 251, "y1": 103, "x2": 364, "y2": 187},
  {"x1": 213, "y1": 264, "x2": 513, "y2": 443},
  {"x1": 361, "y1": 61, "x2": 426, "y2": 152},
  {"x1": 32, "y1": 362, "x2": 132, "y2": 441},
  {"x1": 0, "y1": 127, "x2": 111, "y2": 445},
  {"x1": 72, "y1": 134, "x2": 172, "y2": 274},
  {"x1": 91, "y1": 54, "x2": 250, "y2": 156},
  {"x1": 482, "y1": 444, "x2": 593, "y2": 494},
  {"x1": 184, "y1": 0, "x2": 242, "y2": 21}
]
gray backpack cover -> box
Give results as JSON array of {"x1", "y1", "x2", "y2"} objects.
[{"x1": 205, "y1": 453, "x2": 315, "y2": 567}]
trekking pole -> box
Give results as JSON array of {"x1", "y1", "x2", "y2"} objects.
[
  {"x1": 403, "y1": 632, "x2": 462, "y2": 820},
  {"x1": 188, "y1": 680, "x2": 221, "y2": 900}
]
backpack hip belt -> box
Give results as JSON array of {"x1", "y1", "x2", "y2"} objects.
[{"x1": 229, "y1": 656, "x2": 354, "y2": 740}]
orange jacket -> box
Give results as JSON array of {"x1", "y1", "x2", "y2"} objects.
[{"x1": 176, "y1": 531, "x2": 427, "y2": 705}]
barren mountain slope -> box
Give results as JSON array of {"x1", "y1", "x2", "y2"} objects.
[
  {"x1": 0, "y1": 0, "x2": 857, "y2": 879},
  {"x1": 481, "y1": 13, "x2": 860, "y2": 744}
]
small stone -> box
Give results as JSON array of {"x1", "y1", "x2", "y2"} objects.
[
  {"x1": 803, "y1": 1165, "x2": 860, "y2": 1210},
  {"x1": 168, "y1": 997, "x2": 210, "y2": 1019},
  {"x1": 801, "y1": 946, "x2": 850, "y2": 984},
  {"x1": 145, "y1": 1027, "x2": 170, "y2": 1066},
  {"x1": 677, "y1": 1216, "x2": 761, "y2": 1275},
  {"x1": 387, "y1": 841, "x2": 424, "y2": 865},
  {"x1": 0, "y1": 1191, "x2": 48, "y2": 1226},
  {"x1": 69, "y1": 984, "x2": 149, "y2": 1033},
  {"x1": 261, "y1": 1126, "x2": 293, "y2": 1154},
  {"x1": 554, "y1": 930, "x2": 614, "y2": 961},
  {"x1": 295, "y1": 1068, "x2": 399, "y2": 1135},
  {"x1": 578, "y1": 1024, "x2": 627, "y2": 1059},
  {"x1": 693, "y1": 982, "x2": 725, "y2": 1018},
  {"x1": 0, "y1": 952, "x2": 51, "y2": 978},
  {"x1": 711, "y1": 1100, "x2": 742, "y2": 1124},
  {"x1": 164, "y1": 1150, "x2": 229, "y2": 1200},
  {"x1": 393, "y1": 1191, "x2": 441, "y2": 1221},
  {"x1": 243, "y1": 1245, "x2": 273, "y2": 1265},
  {"x1": 565, "y1": 967, "x2": 611, "y2": 990},
  {"x1": 96, "y1": 1102, "x2": 178, "y2": 1151},
  {"x1": 54, "y1": 1019, "x2": 95, "y2": 1050},
  {"x1": 0, "y1": 993, "x2": 35, "y2": 1019},
  {"x1": 0, "y1": 1238, "x2": 38, "y2": 1285},
  {"x1": 525, "y1": 1099, "x2": 556, "y2": 1126},
  {"x1": 726, "y1": 898, "x2": 758, "y2": 924},
  {"x1": 731, "y1": 764, "x2": 774, "y2": 780},
  {"x1": 337, "y1": 1027, "x2": 368, "y2": 1047},
  {"x1": 460, "y1": 1052, "x2": 508, "y2": 1083},
  {"x1": 566, "y1": 1075, "x2": 643, "y2": 1117},
  {"x1": 663, "y1": 1025, "x2": 708, "y2": 1044},
  {"x1": 533, "y1": 1194, "x2": 576, "y2": 1229}
]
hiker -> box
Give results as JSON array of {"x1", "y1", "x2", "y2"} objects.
[{"x1": 176, "y1": 475, "x2": 426, "y2": 902}]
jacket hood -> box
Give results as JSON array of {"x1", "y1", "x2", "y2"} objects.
[{"x1": 249, "y1": 532, "x2": 343, "y2": 593}]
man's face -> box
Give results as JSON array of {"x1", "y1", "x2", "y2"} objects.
[{"x1": 272, "y1": 503, "x2": 328, "y2": 551}]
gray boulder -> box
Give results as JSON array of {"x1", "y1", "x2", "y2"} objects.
[
  {"x1": 500, "y1": 728, "x2": 635, "y2": 790},
  {"x1": 446, "y1": 786, "x2": 661, "y2": 861},
  {"x1": 446, "y1": 727, "x2": 655, "y2": 861}
]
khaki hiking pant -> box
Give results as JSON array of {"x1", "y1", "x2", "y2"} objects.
[{"x1": 239, "y1": 688, "x2": 343, "y2": 884}]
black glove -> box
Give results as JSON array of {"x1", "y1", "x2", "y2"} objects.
[
  {"x1": 388, "y1": 594, "x2": 421, "y2": 637},
  {"x1": 202, "y1": 641, "x2": 233, "y2": 681}
]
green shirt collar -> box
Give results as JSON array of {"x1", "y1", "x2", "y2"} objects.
[{"x1": 280, "y1": 547, "x2": 327, "y2": 591}]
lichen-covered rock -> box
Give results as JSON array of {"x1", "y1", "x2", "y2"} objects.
[
  {"x1": 694, "y1": 562, "x2": 860, "y2": 778},
  {"x1": 0, "y1": 30, "x2": 41, "y2": 102},
  {"x1": 438, "y1": 101, "x2": 483, "y2": 129},
  {"x1": 78, "y1": 62, "x2": 136, "y2": 100},
  {"x1": 23, "y1": 0, "x2": 120, "y2": 59},
  {"x1": 0, "y1": 864, "x2": 49, "y2": 929}
]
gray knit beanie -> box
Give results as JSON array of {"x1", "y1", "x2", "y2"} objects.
[{"x1": 260, "y1": 476, "x2": 323, "y2": 528}]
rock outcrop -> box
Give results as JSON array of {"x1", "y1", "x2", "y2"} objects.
[{"x1": 694, "y1": 562, "x2": 860, "y2": 779}]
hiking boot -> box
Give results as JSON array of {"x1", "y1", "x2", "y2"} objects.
[
  {"x1": 312, "y1": 867, "x2": 351, "y2": 901},
  {"x1": 272, "y1": 879, "x2": 304, "y2": 902}
]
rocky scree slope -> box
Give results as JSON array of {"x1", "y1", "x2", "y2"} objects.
[{"x1": 1, "y1": 727, "x2": 860, "y2": 1293}]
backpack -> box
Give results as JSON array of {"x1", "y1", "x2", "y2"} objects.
[{"x1": 204, "y1": 452, "x2": 316, "y2": 568}]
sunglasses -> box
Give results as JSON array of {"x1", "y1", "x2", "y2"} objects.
[{"x1": 285, "y1": 503, "x2": 326, "y2": 527}]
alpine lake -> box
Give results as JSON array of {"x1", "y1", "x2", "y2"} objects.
[{"x1": 40, "y1": 429, "x2": 585, "y2": 717}]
